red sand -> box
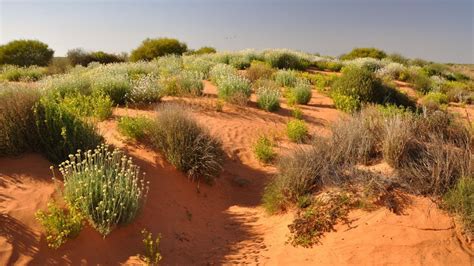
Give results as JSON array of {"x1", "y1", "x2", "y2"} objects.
[{"x1": 0, "y1": 81, "x2": 472, "y2": 265}]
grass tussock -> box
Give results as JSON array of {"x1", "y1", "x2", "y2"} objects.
[
  {"x1": 443, "y1": 177, "x2": 473, "y2": 235},
  {"x1": 150, "y1": 103, "x2": 224, "y2": 183}
]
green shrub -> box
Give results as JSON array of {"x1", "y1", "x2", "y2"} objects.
[
  {"x1": 252, "y1": 78, "x2": 280, "y2": 91},
  {"x1": 229, "y1": 55, "x2": 251, "y2": 70},
  {"x1": 332, "y1": 66, "x2": 385, "y2": 103},
  {"x1": 443, "y1": 177, "x2": 473, "y2": 234},
  {"x1": 36, "y1": 202, "x2": 84, "y2": 249},
  {"x1": 245, "y1": 61, "x2": 274, "y2": 82},
  {"x1": 256, "y1": 87, "x2": 280, "y2": 112},
  {"x1": 312, "y1": 61, "x2": 343, "y2": 72},
  {"x1": 264, "y1": 51, "x2": 308, "y2": 70},
  {"x1": 340, "y1": 47, "x2": 387, "y2": 60},
  {"x1": 421, "y1": 92, "x2": 448, "y2": 110},
  {"x1": 253, "y1": 135, "x2": 276, "y2": 163},
  {"x1": 286, "y1": 79, "x2": 312, "y2": 105},
  {"x1": 150, "y1": 104, "x2": 224, "y2": 183},
  {"x1": 332, "y1": 93, "x2": 361, "y2": 113},
  {"x1": 422, "y1": 63, "x2": 448, "y2": 77},
  {"x1": 387, "y1": 53, "x2": 409, "y2": 65},
  {"x1": 156, "y1": 55, "x2": 183, "y2": 77},
  {"x1": 118, "y1": 116, "x2": 153, "y2": 140},
  {"x1": 410, "y1": 72, "x2": 432, "y2": 94},
  {"x1": 91, "y1": 73, "x2": 132, "y2": 105},
  {"x1": 286, "y1": 119, "x2": 308, "y2": 142},
  {"x1": 47, "y1": 57, "x2": 72, "y2": 75},
  {"x1": 67, "y1": 48, "x2": 125, "y2": 66},
  {"x1": 33, "y1": 98, "x2": 104, "y2": 163},
  {"x1": 0, "y1": 65, "x2": 47, "y2": 81},
  {"x1": 0, "y1": 83, "x2": 40, "y2": 156},
  {"x1": 59, "y1": 144, "x2": 148, "y2": 236},
  {"x1": 292, "y1": 107, "x2": 303, "y2": 119},
  {"x1": 193, "y1": 46, "x2": 216, "y2": 55},
  {"x1": 0, "y1": 39, "x2": 54, "y2": 66},
  {"x1": 129, "y1": 74, "x2": 163, "y2": 105},
  {"x1": 139, "y1": 229, "x2": 163, "y2": 265},
  {"x1": 59, "y1": 93, "x2": 113, "y2": 121},
  {"x1": 41, "y1": 74, "x2": 92, "y2": 97},
  {"x1": 217, "y1": 75, "x2": 251, "y2": 105},
  {"x1": 130, "y1": 38, "x2": 187, "y2": 62},
  {"x1": 162, "y1": 71, "x2": 203, "y2": 96},
  {"x1": 274, "y1": 69, "x2": 298, "y2": 87},
  {"x1": 183, "y1": 58, "x2": 215, "y2": 79}
]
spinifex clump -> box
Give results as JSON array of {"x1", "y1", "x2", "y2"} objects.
[{"x1": 58, "y1": 144, "x2": 149, "y2": 236}]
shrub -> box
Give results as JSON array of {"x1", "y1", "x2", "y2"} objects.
[
  {"x1": 286, "y1": 79, "x2": 312, "y2": 105},
  {"x1": 332, "y1": 93, "x2": 361, "y2": 113},
  {"x1": 387, "y1": 53, "x2": 409, "y2": 65},
  {"x1": 33, "y1": 98, "x2": 104, "y2": 163},
  {"x1": 410, "y1": 72, "x2": 432, "y2": 94},
  {"x1": 118, "y1": 116, "x2": 153, "y2": 140},
  {"x1": 0, "y1": 39, "x2": 54, "y2": 66},
  {"x1": 229, "y1": 55, "x2": 251, "y2": 70},
  {"x1": 253, "y1": 135, "x2": 276, "y2": 163},
  {"x1": 264, "y1": 51, "x2": 308, "y2": 70},
  {"x1": 57, "y1": 93, "x2": 113, "y2": 121},
  {"x1": 184, "y1": 58, "x2": 215, "y2": 79},
  {"x1": 332, "y1": 66, "x2": 385, "y2": 103},
  {"x1": 245, "y1": 61, "x2": 274, "y2": 82},
  {"x1": 139, "y1": 229, "x2": 163, "y2": 265},
  {"x1": 302, "y1": 73, "x2": 337, "y2": 90},
  {"x1": 91, "y1": 73, "x2": 132, "y2": 105},
  {"x1": 313, "y1": 60, "x2": 343, "y2": 72},
  {"x1": 376, "y1": 62, "x2": 405, "y2": 80},
  {"x1": 340, "y1": 47, "x2": 387, "y2": 60},
  {"x1": 420, "y1": 92, "x2": 448, "y2": 110},
  {"x1": 41, "y1": 74, "x2": 92, "y2": 97},
  {"x1": 286, "y1": 119, "x2": 308, "y2": 142},
  {"x1": 422, "y1": 63, "x2": 448, "y2": 77},
  {"x1": 252, "y1": 78, "x2": 280, "y2": 91},
  {"x1": 47, "y1": 57, "x2": 72, "y2": 75},
  {"x1": 217, "y1": 75, "x2": 251, "y2": 105},
  {"x1": 150, "y1": 104, "x2": 224, "y2": 182},
  {"x1": 443, "y1": 177, "x2": 473, "y2": 234},
  {"x1": 0, "y1": 83, "x2": 40, "y2": 156},
  {"x1": 209, "y1": 63, "x2": 237, "y2": 85},
  {"x1": 59, "y1": 144, "x2": 148, "y2": 236},
  {"x1": 162, "y1": 71, "x2": 203, "y2": 97},
  {"x1": 274, "y1": 69, "x2": 297, "y2": 87},
  {"x1": 36, "y1": 202, "x2": 84, "y2": 249},
  {"x1": 0, "y1": 65, "x2": 47, "y2": 81},
  {"x1": 130, "y1": 38, "x2": 187, "y2": 62},
  {"x1": 67, "y1": 48, "x2": 125, "y2": 66},
  {"x1": 156, "y1": 55, "x2": 183, "y2": 77},
  {"x1": 292, "y1": 107, "x2": 303, "y2": 119},
  {"x1": 256, "y1": 87, "x2": 280, "y2": 112},
  {"x1": 129, "y1": 74, "x2": 163, "y2": 105},
  {"x1": 287, "y1": 192, "x2": 354, "y2": 247},
  {"x1": 193, "y1": 46, "x2": 216, "y2": 55}
]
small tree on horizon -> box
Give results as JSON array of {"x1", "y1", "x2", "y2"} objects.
[
  {"x1": 129, "y1": 37, "x2": 188, "y2": 62},
  {"x1": 0, "y1": 39, "x2": 54, "y2": 66}
]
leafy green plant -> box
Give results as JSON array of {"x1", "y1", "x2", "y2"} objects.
[
  {"x1": 151, "y1": 104, "x2": 224, "y2": 183},
  {"x1": 0, "y1": 65, "x2": 47, "y2": 81},
  {"x1": 286, "y1": 79, "x2": 312, "y2": 105},
  {"x1": 59, "y1": 93, "x2": 113, "y2": 121},
  {"x1": 256, "y1": 87, "x2": 280, "y2": 112},
  {"x1": 313, "y1": 61, "x2": 343, "y2": 72},
  {"x1": 129, "y1": 74, "x2": 163, "y2": 105},
  {"x1": 130, "y1": 38, "x2": 187, "y2": 61},
  {"x1": 162, "y1": 71, "x2": 204, "y2": 96},
  {"x1": 33, "y1": 98, "x2": 104, "y2": 163},
  {"x1": 253, "y1": 135, "x2": 276, "y2": 163},
  {"x1": 420, "y1": 92, "x2": 449, "y2": 110},
  {"x1": 292, "y1": 107, "x2": 303, "y2": 119},
  {"x1": 332, "y1": 93, "x2": 361, "y2": 113},
  {"x1": 139, "y1": 229, "x2": 162, "y2": 265},
  {"x1": 340, "y1": 47, "x2": 387, "y2": 60},
  {"x1": 0, "y1": 39, "x2": 54, "y2": 66},
  {"x1": 264, "y1": 51, "x2": 308, "y2": 70},
  {"x1": 245, "y1": 61, "x2": 275, "y2": 82},
  {"x1": 118, "y1": 116, "x2": 153, "y2": 140},
  {"x1": 286, "y1": 119, "x2": 308, "y2": 142},
  {"x1": 36, "y1": 202, "x2": 84, "y2": 249},
  {"x1": 91, "y1": 73, "x2": 132, "y2": 105},
  {"x1": 443, "y1": 177, "x2": 473, "y2": 234},
  {"x1": 274, "y1": 69, "x2": 298, "y2": 87},
  {"x1": 59, "y1": 144, "x2": 148, "y2": 236},
  {"x1": 209, "y1": 63, "x2": 237, "y2": 85}
]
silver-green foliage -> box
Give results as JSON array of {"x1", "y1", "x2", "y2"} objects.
[{"x1": 59, "y1": 144, "x2": 149, "y2": 236}]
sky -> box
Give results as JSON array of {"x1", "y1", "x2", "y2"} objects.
[{"x1": 0, "y1": 0, "x2": 472, "y2": 63}]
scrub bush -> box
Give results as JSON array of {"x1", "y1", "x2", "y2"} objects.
[
  {"x1": 256, "y1": 87, "x2": 280, "y2": 112},
  {"x1": 130, "y1": 38, "x2": 187, "y2": 61},
  {"x1": 216, "y1": 74, "x2": 251, "y2": 105},
  {"x1": 286, "y1": 119, "x2": 308, "y2": 142}
]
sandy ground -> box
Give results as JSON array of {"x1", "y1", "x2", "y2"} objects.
[{"x1": 0, "y1": 81, "x2": 472, "y2": 265}]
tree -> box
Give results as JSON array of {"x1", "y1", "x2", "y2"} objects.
[
  {"x1": 0, "y1": 39, "x2": 54, "y2": 66},
  {"x1": 340, "y1": 47, "x2": 387, "y2": 60},
  {"x1": 130, "y1": 38, "x2": 187, "y2": 61}
]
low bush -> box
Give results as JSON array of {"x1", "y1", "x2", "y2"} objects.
[
  {"x1": 33, "y1": 98, "x2": 104, "y2": 163},
  {"x1": 118, "y1": 116, "x2": 153, "y2": 140},
  {"x1": 252, "y1": 78, "x2": 280, "y2": 91},
  {"x1": 130, "y1": 38, "x2": 187, "y2": 62},
  {"x1": 312, "y1": 61, "x2": 343, "y2": 72},
  {"x1": 256, "y1": 87, "x2": 280, "y2": 112},
  {"x1": 0, "y1": 83, "x2": 40, "y2": 155},
  {"x1": 91, "y1": 73, "x2": 132, "y2": 105},
  {"x1": 264, "y1": 51, "x2": 308, "y2": 70},
  {"x1": 286, "y1": 119, "x2": 308, "y2": 142},
  {"x1": 216, "y1": 75, "x2": 251, "y2": 105},
  {"x1": 420, "y1": 92, "x2": 448, "y2": 110},
  {"x1": 292, "y1": 107, "x2": 303, "y2": 119},
  {"x1": 193, "y1": 46, "x2": 216, "y2": 55},
  {"x1": 253, "y1": 135, "x2": 276, "y2": 163},
  {"x1": 59, "y1": 93, "x2": 113, "y2": 121},
  {"x1": 331, "y1": 93, "x2": 361, "y2": 113},
  {"x1": 387, "y1": 53, "x2": 409, "y2": 65},
  {"x1": 140, "y1": 229, "x2": 163, "y2": 265},
  {"x1": 41, "y1": 74, "x2": 92, "y2": 97},
  {"x1": 0, "y1": 65, "x2": 47, "y2": 81},
  {"x1": 156, "y1": 55, "x2": 183, "y2": 77},
  {"x1": 410, "y1": 72, "x2": 432, "y2": 94},
  {"x1": 183, "y1": 57, "x2": 215, "y2": 79},
  {"x1": 162, "y1": 71, "x2": 203, "y2": 97},
  {"x1": 443, "y1": 177, "x2": 473, "y2": 234},
  {"x1": 340, "y1": 47, "x2": 387, "y2": 60},
  {"x1": 47, "y1": 57, "x2": 72, "y2": 75},
  {"x1": 150, "y1": 104, "x2": 224, "y2": 182},
  {"x1": 67, "y1": 48, "x2": 125, "y2": 66},
  {"x1": 209, "y1": 63, "x2": 237, "y2": 85},
  {"x1": 129, "y1": 74, "x2": 163, "y2": 105},
  {"x1": 285, "y1": 79, "x2": 312, "y2": 105},
  {"x1": 36, "y1": 202, "x2": 84, "y2": 249},
  {"x1": 245, "y1": 61, "x2": 275, "y2": 82},
  {"x1": 60, "y1": 144, "x2": 148, "y2": 236},
  {"x1": 274, "y1": 69, "x2": 298, "y2": 87}
]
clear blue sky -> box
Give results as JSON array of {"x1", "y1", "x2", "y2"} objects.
[{"x1": 1, "y1": 0, "x2": 472, "y2": 63}]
